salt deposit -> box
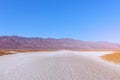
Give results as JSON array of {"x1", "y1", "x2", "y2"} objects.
[{"x1": 0, "y1": 51, "x2": 120, "y2": 80}]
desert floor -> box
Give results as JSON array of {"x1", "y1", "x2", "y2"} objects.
[{"x1": 0, "y1": 50, "x2": 120, "y2": 80}]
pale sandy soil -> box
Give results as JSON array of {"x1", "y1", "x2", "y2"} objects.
[
  {"x1": 101, "y1": 51, "x2": 120, "y2": 64},
  {"x1": 0, "y1": 51, "x2": 120, "y2": 80}
]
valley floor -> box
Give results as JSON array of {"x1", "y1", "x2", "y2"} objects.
[{"x1": 0, "y1": 51, "x2": 120, "y2": 80}]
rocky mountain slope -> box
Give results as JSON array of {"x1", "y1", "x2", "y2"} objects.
[{"x1": 0, "y1": 36, "x2": 120, "y2": 50}]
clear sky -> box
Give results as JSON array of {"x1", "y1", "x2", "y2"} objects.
[{"x1": 0, "y1": 0, "x2": 120, "y2": 42}]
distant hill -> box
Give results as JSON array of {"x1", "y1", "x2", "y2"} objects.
[{"x1": 0, "y1": 36, "x2": 120, "y2": 50}]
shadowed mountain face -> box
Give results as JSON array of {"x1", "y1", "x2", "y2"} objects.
[{"x1": 0, "y1": 36, "x2": 120, "y2": 50}]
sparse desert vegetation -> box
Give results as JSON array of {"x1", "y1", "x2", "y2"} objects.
[{"x1": 101, "y1": 51, "x2": 120, "y2": 64}]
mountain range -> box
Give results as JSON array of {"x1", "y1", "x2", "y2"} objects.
[{"x1": 0, "y1": 36, "x2": 120, "y2": 50}]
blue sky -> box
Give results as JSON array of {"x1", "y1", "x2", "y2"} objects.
[{"x1": 0, "y1": 0, "x2": 120, "y2": 42}]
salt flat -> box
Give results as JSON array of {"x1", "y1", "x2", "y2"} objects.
[{"x1": 0, "y1": 50, "x2": 120, "y2": 80}]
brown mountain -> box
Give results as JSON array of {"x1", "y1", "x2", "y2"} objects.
[{"x1": 0, "y1": 36, "x2": 120, "y2": 50}]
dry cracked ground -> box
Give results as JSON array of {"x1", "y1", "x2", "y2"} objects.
[{"x1": 0, "y1": 51, "x2": 120, "y2": 80}]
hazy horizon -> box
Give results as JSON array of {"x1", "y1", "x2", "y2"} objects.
[
  {"x1": 1, "y1": 35, "x2": 120, "y2": 44},
  {"x1": 0, "y1": 0, "x2": 120, "y2": 42}
]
